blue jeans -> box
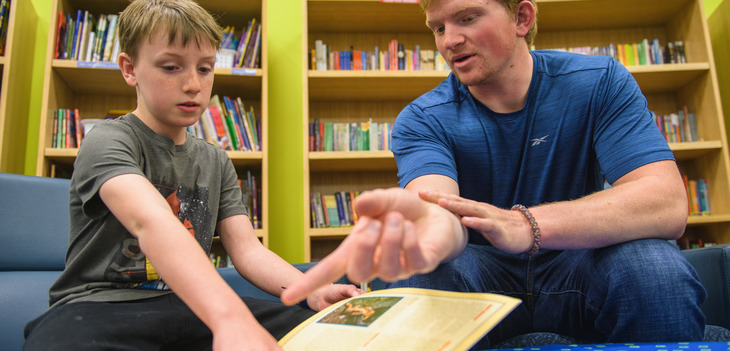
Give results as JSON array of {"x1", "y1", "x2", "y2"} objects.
[{"x1": 387, "y1": 239, "x2": 706, "y2": 348}]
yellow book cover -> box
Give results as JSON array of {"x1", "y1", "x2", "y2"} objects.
[{"x1": 279, "y1": 288, "x2": 520, "y2": 351}]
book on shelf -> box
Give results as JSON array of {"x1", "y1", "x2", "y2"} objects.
[
  {"x1": 311, "y1": 191, "x2": 360, "y2": 228},
  {"x1": 189, "y1": 95, "x2": 261, "y2": 152},
  {"x1": 541, "y1": 38, "x2": 686, "y2": 67},
  {"x1": 279, "y1": 288, "x2": 520, "y2": 351},
  {"x1": 652, "y1": 106, "x2": 698, "y2": 144},
  {"x1": 311, "y1": 39, "x2": 449, "y2": 72},
  {"x1": 683, "y1": 175, "x2": 710, "y2": 216},
  {"x1": 238, "y1": 171, "x2": 261, "y2": 229},
  {"x1": 0, "y1": 0, "x2": 10, "y2": 55},
  {"x1": 215, "y1": 19, "x2": 262, "y2": 69},
  {"x1": 51, "y1": 108, "x2": 81, "y2": 149},
  {"x1": 309, "y1": 119, "x2": 392, "y2": 152},
  {"x1": 676, "y1": 237, "x2": 717, "y2": 250},
  {"x1": 51, "y1": 109, "x2": 131, "y2": 149},
  {"x1": 54, "y1": 9, "x2": 120, "y2": 63}
]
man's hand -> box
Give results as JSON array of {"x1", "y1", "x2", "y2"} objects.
[
  {"x1": 281, "y1": 188, "x2": 466, "y2": 306},
  {"x1": 421, "y1": 191, "x2": 534, "y2": 254}
]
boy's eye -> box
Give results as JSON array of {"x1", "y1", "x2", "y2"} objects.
[
  {"x1": 432, "y1": 26, "x2": 444, "y2": 35},
  {"x1": 162, "y1": 66, "x2": 178, "y2": 72},
  {"x1": 462, "y1": 14, "x2": 477, "y2": 23},
  {"x1": 198, "y1": 67, "x2": 213, "y2": 74}
]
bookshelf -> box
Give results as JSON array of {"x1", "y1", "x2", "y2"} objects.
[
  {"x1": 35, "y1": 0, "x2": 269, "y2": 249},
  {"x1": 0, "y1": 0, "x2": 35, "y2": 174},
  {"x1": 302, "y1": 0, "x2": 730, "y2": 261}
]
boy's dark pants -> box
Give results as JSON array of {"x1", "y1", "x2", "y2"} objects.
[{"x1": 23, "y1": 293, "x2": 315, "y2": 350}]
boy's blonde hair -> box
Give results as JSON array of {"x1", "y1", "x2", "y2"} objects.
[
  {"x1": 420, "y1": 0, "x2": 538, "y2": 46},
  {"x1": 117, "y1": 0, "x2": 224, "y2": 60}
]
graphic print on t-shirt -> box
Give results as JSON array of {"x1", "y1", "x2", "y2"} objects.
[{"x1": 104, "y1": 182, "x2": 212, "y2": 289}]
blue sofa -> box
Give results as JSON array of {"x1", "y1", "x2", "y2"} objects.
[{"x1": 1, "y1": 172, "x2": 728, "y2": 350}]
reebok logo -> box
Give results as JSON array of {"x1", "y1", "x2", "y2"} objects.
[{"x1": 530, "y1": 135, "x2": 548, "y2": 146}]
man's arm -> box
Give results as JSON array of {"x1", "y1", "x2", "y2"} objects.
[
  {"x1": 531, "y1": 159, "x2": 688, "y2": 248},
  {"x1": 433, "y1": 160, "x2": 688, "y2": 252},
  {"x1": 99, "y1": 174, "x2": 281, "y2": 350}
]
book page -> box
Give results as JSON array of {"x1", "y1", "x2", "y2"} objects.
[{"x1": 279, "y1": 288, "x2": 521, "y2": 351}]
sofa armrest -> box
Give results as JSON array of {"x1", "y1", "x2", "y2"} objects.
[{"x1": 681, "y1": 244, "x2": 730, "y2": 330}]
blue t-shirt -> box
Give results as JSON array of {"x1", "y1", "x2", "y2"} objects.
[{"x1": 392, "y1": 50, "x2": 674, "y2": 244}]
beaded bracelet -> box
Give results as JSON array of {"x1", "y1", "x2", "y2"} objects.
[{"x1": 510, "y1": 204, "x2": 541, "y2": 256}]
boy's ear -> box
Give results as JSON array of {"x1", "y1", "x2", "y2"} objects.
[
  {"x1": 515, "y1": 0, "x2": 535, "y2": 39},
  {"x1": 118, "y1": 53, "x2": 138, "y2": 88}
]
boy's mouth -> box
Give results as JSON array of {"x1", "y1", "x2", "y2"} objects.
[{"x1": 178, "y1": 102, "x2": 200, "y2": 113}]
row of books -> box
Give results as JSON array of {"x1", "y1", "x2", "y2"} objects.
[
  {"x1": 0, "y1": 0, "x2": 10, "y2": 56},
  {"x1": 310, "y1": 191, "x2": 360, "y2": 228},
  {"x1": 51, "y1": 108, "x2": 82, "y2": 149},
  {"x1": 55, "y1": 10, "x2": 120, "y2": 62},
  {"x1": 311, "y1": 39, "x2": 449, "y2": 71},
  {"x1": 188, "y1": 95, "x2": 262, "y2": 152},
  {"x1": 209, "y1": 253, "x2": 233, "y2": 268},
  {"x1": 676, "y1": 238, "x2": 717, "y2": 250},
  {"x1": 217, "y1": 19, "x2": 262, "y2": 69},
  {"x1": 239, "y1": 171, "x2": 262, "y2": 229},
  {"x1": 309, "y1": 119, "x2": 392, "y2": 152},
  {"x1": 683, "y1": 176, "x2": 710, "y2": 216},
  {"x1": 547, "y1": 39, "x2": 687, "y2": 67},
  {"x1": 652, "y1": 106, "x2": 698, "y2": 144},
  {"x1": 51, "y1": 110, "x2": 130, "y2": 149}
]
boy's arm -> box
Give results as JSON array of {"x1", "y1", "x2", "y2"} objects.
[
  {"x1": 99, "y1": 173, "x2": 281, "y2": 350},
  {"x1": 217, "y1": 214, "x2": 363, "y2": 310}
]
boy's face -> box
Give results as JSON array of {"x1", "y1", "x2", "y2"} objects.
[
  {"x1": 426, "y1": 0, "x2": 523, "y2": 86},
  {"x1": 120, "y1": 28, "x2": 217, "y2": 142}
]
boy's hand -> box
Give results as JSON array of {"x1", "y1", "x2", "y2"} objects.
[{"x1": 305, "y1": 283, "x2": 365, "y2": 312}]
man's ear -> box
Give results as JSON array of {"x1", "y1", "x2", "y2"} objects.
[
  {"x1": 118, "y1": 52, "x2": 138, "y2": 88},
  {"x1": 515, "y1": 0, "x2": 535, "y2": 39}
]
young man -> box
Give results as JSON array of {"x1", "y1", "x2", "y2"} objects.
[
  {"x1": 24, "y1": 1, "x2": 360, "y2": 350},
  {"x1": 283, "y1": 0, "x2": 707, "y2": 346}
]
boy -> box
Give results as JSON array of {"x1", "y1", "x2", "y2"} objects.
[{"x1": 24, "y1": 0, "x2": 361, "y2": 350}]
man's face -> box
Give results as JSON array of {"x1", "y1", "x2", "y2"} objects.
[
  {"x1": 129, "y1": 29, "x2": 217, "y2": 140},
  {"x1": 426, "y1": 0, "x2": 521, "y2": 86}
]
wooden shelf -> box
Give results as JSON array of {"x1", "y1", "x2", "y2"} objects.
[
  {"x1": 671, "y1": 141, "x2": 724, "y2": 160},
  {"x1": 309, "y1": 151, "x2": 395, "y2": 171},
  {"x1": 687, "y1": 214, "x2": 730, "y2": 226}
]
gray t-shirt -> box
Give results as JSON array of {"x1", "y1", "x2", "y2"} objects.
[{"x1": 49, "y1": 113, "x2": 246, "y2": 307}]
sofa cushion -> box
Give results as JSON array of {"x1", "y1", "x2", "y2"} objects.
[
  {"x1": 0, "y1": 173, "x2": 70, "y2": 271},
  {"x1": 682, "y1": 245, "x2": 730, "y2": 330},
  {"x1": 0, "y1": 271, "x2": 61, "y2": 350}
]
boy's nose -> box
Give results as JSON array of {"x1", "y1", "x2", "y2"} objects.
[{"x1": 183, "y1": 70, "x2": 202, "y2": 93}]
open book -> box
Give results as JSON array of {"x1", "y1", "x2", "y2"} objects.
[{"x1": 279, "y1": 288, "x2": 521, "y2": 351}]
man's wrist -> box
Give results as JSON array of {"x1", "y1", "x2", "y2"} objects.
[{"x1": 511, "y1": 204, "x2": 541, "y2": 256}]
